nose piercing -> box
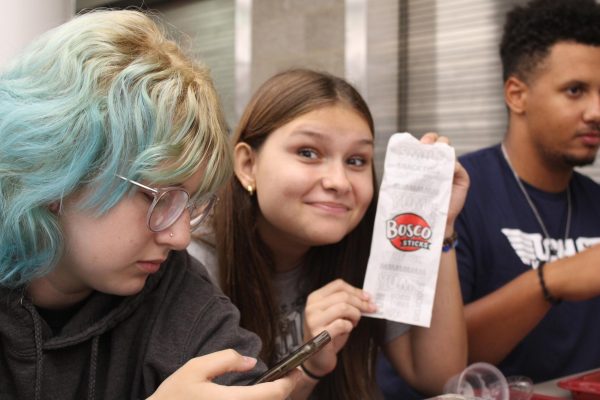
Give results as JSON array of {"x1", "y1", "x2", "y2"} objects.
[{"x1": 169, "y1": 232, "x2": 174, "y2": 238}]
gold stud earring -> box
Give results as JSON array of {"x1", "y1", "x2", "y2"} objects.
[{"x1": 247, "y1": 185, "x2": 254, "y2": 196}]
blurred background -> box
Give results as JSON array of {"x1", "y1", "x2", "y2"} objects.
[{"x1": 2, "y1": 0, "x2": 599, "y2": 182}]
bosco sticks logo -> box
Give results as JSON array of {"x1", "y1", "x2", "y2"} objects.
[{"x1": 386, "y1": 213, "x2": 432, "y2": 251}]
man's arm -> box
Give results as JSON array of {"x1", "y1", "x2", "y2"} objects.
[{"x1": 465, "y1": 244, "x2": 600, "y2": 364}]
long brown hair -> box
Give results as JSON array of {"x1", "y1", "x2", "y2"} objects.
[{"x1": 213, "y1": 68, "x2": 384, "y2": 399}]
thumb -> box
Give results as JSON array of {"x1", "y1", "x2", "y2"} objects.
[{"x1": 186, "y1": 349, "x2": 258, "y2": 381}]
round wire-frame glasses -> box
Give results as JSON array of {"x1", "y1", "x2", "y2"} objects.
[{"x1": 117, "y1": 175, "x2": 217, "y2": 232}]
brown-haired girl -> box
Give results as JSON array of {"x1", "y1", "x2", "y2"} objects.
[{"x1": 189, "y1": 68, "x2": 468, "y2": 399}]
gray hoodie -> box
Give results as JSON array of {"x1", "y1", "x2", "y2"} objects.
[{"x1": 0, "y1": 250, "x2": 266, "y2": 399}]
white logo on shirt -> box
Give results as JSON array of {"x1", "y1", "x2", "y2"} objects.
[{"x1": 501, "y1": 228, "x2": 600, "y2": 268}]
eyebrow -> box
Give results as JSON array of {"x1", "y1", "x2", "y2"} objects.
[
  {"x1": 559, "y1": 79, "x2": 587, "y2": 87},
  {"x1": 290, "y1": 129, "x2": 374, "y2": 146}
]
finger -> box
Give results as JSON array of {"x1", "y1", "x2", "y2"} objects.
[
  {"x1": 306, "y1": 290, "x2": 377, "y2": 314},
  {"x1": 308, "y1": 302, "x2": 364, "y2": 331},
  {"x1": 261, "y1": 368, "x2": 301, "y2": 398},
  {"x1": 305, "y1": 321, "x2": 353, "y2": 363},
  {"x1": 420, "y1": 132, "x2": 439, "y2": 143},
  {"x1": 307, "y1": 279, "x2": 371, "y2": 303},
  {"x1": 323, "y1": 318, "x2": 354, "y2": 338},
  {"x1": 225, "y1": 369, "x2": 301, "y2": 400},
  {"x1": 185, "y1": 349, "x2": 257, "y2": 381},
  {"x1": 436, "y1": 135, "x2": 450, "y2": 144}
]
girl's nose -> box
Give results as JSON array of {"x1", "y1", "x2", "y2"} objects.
[
  {"x1": 155, "y1": 210, "x2": 191, "y2": 249},
  {"x1": 321, "y1": 162, "x2": 352, "y2": 194}
]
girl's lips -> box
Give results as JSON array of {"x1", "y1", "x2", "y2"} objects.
[
  {"x1": 136, "y1": 261, "x2": 163, "y2": 274},
  {"x1": 309, "y1": 202, "x2": 350, "y2": 214}
]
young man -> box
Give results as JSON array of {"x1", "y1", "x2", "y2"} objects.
[{"x1": 457, "y1": 0, "x2": 600, "y2": 383}]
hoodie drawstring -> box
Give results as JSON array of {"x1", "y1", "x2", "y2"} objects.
[
  {"x1": 88, "y1": 335, "x2": 99, "y2": 400},
  {"x1": 21, "y1": 297, "x2": 101, "y2": 400},
  {"x1": 22, "y1": 299, "x2": 44, "y2": 400}
]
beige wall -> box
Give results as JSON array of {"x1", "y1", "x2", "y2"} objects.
[
  {"x1": 249, "y1": 0, "x2": 345, "y2": 93},
  {"x1": 0, "y1": 0, "x2": 74, "y2": 66},
  {"x1": 73, "y1": 0, "x2": 600, "y2": 181}
]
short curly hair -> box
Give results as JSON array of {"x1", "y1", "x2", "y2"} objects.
[
  {"x1": 500, "y1": 0, "x2": 600, "y2": 82},
  {"x1": 0, "y1": 10, "x2": 232, "y2": 287}
]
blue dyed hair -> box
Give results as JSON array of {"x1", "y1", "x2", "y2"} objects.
[{"x1": 0, "y1": 10, "x2": 232, "y2": 287}]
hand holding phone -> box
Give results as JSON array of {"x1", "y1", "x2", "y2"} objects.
[{"x1": 251, "y1": 330, "x2": 331, "y2": 384}]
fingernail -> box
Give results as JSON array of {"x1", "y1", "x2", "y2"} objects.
[
  {"x1": 362, "y1": 291, "x2": 371, "y2": 300},
  {"x1": 243, "y1": 356, "x2": 257, "y2": 366}
]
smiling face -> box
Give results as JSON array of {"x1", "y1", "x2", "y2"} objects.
[
  {"x1": 28, "y1": 168, "x2": 206, "y2": 307},
  {"x1": 521, "y1": 42, "x2": 600, "y2": 167},
  {"x1": 235, "y1": 104, "x2": 374, "y2": 263}
]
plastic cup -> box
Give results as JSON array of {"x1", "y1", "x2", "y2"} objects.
[
  {"x1": 444, "y1": 362, "x2": 510, "y2": 400},
  {"x1": 506, "y1": 375, "x2": 533, "y2": 400}
]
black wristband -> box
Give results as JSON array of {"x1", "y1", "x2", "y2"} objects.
[
  {"x1": 537, "y1": 262, "x2": 561, "y2": 305},
  {"x1": 300, "y1": 363, "x2": 325, "y2": 380}
]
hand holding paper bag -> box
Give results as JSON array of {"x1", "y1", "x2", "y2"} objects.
[{"x1": 363, "y1": 132, "x2": 465, "y2": 327}]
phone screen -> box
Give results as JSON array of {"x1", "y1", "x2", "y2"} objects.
[{"x1": 250, "y1": 330, "x2": 331, "y2": 384}]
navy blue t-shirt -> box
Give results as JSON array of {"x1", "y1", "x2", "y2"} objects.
[{"x1": 457, "y1": 144, "x2": 600, "y2": 382}]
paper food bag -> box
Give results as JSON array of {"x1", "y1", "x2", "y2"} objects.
[{"x1": 362, "y1": 133, "x2": 455, "y2": 327}]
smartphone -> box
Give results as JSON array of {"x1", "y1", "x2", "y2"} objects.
[{"x1": 251, "y1": 330, "x2": 331, "y2": 384}]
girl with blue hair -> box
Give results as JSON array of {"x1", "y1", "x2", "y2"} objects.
[{"x1": 0, "y1": 9, "x2": 297, "y2": 400}]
